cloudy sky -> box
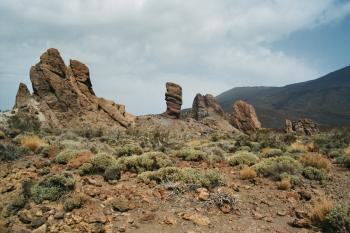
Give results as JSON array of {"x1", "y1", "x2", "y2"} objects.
[{"x1": 1, "y1": 0, "x2": 350, "y2": 114}]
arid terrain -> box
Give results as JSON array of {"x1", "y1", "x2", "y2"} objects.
[{"x1": 0, "y1": 49, "x2": 350, "y2": 233}]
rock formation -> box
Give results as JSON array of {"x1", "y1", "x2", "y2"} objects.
[
  {"x1": 192, "y1": 94, "x2": 225, "y2": 120},
  {"x1": 162, "y1": 82, "x2": 182, "y2": 119},
  {"x1": 13, "y1": 48, "x2": 134, "y2": 129},
  {"x1": 230, "y1": 100, "x2": 261, "y2": 134},
  {"x1": 284, "y1": 118, "x2": 319, "y2": 135},
  {"x1": 14, "y1": 83, "x2": 31, "y2": 109}
]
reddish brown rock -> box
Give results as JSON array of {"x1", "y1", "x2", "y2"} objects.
[
  {"x1": 284, "y1": 118, "x2": 319, "y2": 135},
  {"x1": 192, "y1": 94, "x2": 225, "y2": 120},
  {"x1": 230, "y1": 100, "x2": 261, "y2": 134},
  {"x1": 14, "y1": 48, "x2": 134, "y2": 129},
  {"x1": 162, "y1": 82, "x2": 182, "y2": 119}
]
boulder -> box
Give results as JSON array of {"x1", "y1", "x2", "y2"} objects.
[
  {"x1": 162, "y1": 82, "x2": 182, "y2": 119},
  {"x1": 230, "y1": 100, "x2": 261, "y2": 134},
  {"x1": 192, "y1": 94, "x2": 225, "y2": 120},
  {"x1": 14, "y1": 48, "x2": 134, "y2": 129},
  {"x1": 284, "y1": 118, "x2": 319, "y2": 135}
]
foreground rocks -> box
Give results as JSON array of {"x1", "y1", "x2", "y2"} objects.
[
  {"x1": 162, "y1": 82, "x2": 182, "y2": 119},
  {"x1": 284, "y1": 118, "x2": 319, "y2": 135},
  {"x1": 230, "y1": 100, "x2": 261, "y2": 134},
  {"x1": 13, "y1": 48, "x2": 134, "y2": 129}
]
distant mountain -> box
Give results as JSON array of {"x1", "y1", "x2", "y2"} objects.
[{"x1": 216, "y1": 65, "x2": 350, "y2": 128}]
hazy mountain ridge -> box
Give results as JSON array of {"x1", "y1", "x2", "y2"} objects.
[{"x1": 216, "y1": 65, "x2": 350, "y2": 128}]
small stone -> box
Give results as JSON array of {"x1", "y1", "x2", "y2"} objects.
[
  {"x1": 253, "y1": 212, "x2": 264, "y2": 220},
  {"x1": 219, "y1": 204, "x2": 231, "y2": 214},
  {"x1": 196, "y1": 188, "x2": 209, "y2": 201},
  {"x1": 291, "y1": 218, "x2": 311, "y2": 228},
  {"x1": 163, "y1": 215, "x2": 177, "y2": 225},
  {"x1": 140, "y1": 211, "x2": 156, "y2": 222},
  {"x1": 110, "y1": 197, "x2": 130, "y2": 212},
  {"x1": 180, "y1": 212, "x2": 210, "y2": 226},
  {"x1": 18, "y1": 210, "x2": 32, "y2": 224},
  {"x1": 32, "y1": 224, "x2": 47, "y2": 233},
  {"x1": 54, "y1": 211, "x2": 65, "y2": 219},
  {"x1": 277, "y1": 211, "x2": 287, "y2": 216},
  {"x1": 31, "y1": 217, "x2": 46, "y2": 229}
]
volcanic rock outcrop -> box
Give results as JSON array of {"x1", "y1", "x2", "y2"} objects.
[
  {"x1": 14, "y1": 48, "x2": 134, "y2": 129},
  {"x1": 284, "y1": 118, "x2": 319, "y2": 135},
  {"x1": 162, "y1": 82, "x2": 182, "y2": 119},
  {"x1": 192, "y1": 94, "x2": 225, "y2": 120},
  {"x1": 230, "y1": 100, "x2": 261, "y2": 134}
]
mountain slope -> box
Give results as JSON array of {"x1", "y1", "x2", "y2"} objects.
[{"x1": 216, "y1": 65, "x2": 350, "y2": 128}]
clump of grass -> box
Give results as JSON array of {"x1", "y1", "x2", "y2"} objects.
[
  {"x1": 253, "y1": 156, "x2": 302, "y2": 180},
  {"x1": 279, "y1": 173, "x2": 301, "y2": 186},
  {"x1": 311, "y1": 197, "x2": 334, "y2": 225},
  {"x1": 239, "y1": 166, "x2": 257, "y2": 180},
  {"x1": 303, "y1": 166, "x2": 328, "y2": 181},
  {"x1": 20, "y1": 135, "x2": 44, "y2": 152},
  {"x1": 336, "y1": 156, "x2": 350, "y2": 170},
  {"x1": 31, "y1": 173, "x2": 75, "y2": 203},
  {"x1": 139, "y1": 167, "x2": 223, "y2": 188},
  {"x1": 55, "y1": 149, "x2": 88, "y2": 164},
  {"x1": 176, "y1": 148, "x2": 207, "y2": 162},
  {"x1": 323, "y1": 204, "x2": 350, "y2": 233},
  {"x1": 288, "y1": 141, "x2": 308, "y2": 153},
  {"x1": 277, "y1": 178, "x2": 291, "y2": 190},
  {"x1": 299, "y1": 153, "x2": 331, "y2": 171},
  {"x1": 118, "y1": 152, "x2": 173, "y2": 173},
  {"x1": 227, "y1": 151, "x2": 258, "y2": 167},
  {"x1": 115, "y1": 144, "x2": 143, "y2": 157},
  {"x1": 91, "y1": 153, "x2": 118, "y2": 171},
  {"x1": 204, "y1": 192, "x2": 239, "y2": 212}
]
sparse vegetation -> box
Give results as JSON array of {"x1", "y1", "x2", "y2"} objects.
[
  {"x1": 7, "y1": 112, "x2": 41, "y2": 133},
  {"x1": 261, "y1": 148, "x2": 283, "y2": 157},
  {"x1": 227, "y1": 151, "x2": 258, "y2": 166},
  {"x1": 323, "y1": 204, "x2": 350, "y2": 233},
  {"x1": 176, "y1": 148, "x2": 207, "y2": 161},
  {"x1": 0, "y1": 143, "x2": 29, "y2": 161},
  {"x1": 55, "y1": 149, "x2": 88, "y2": 164},
  {"x1": 115, "y1": 144, "x2": 143, "y2": 157},
  {"x1": 277, "y1": 178, "x2": 291, "y2": 190},
  {"x1": 311, "y1": 197, "x2": 334, "y2": 225},
  {"x1": 64, "y1": 194, "x2": 84, "y2": 212},
  {"x1": 139, "y1": 167, "x2": 223, "y2": 188}
]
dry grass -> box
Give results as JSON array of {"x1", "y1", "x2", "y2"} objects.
[
  {"x1": 261, "y1": 147, "x2": 272, "y2": 154},
  {"x1": 311, "y1": 197, "x2": 333, "y2": 224},
  {"x1": 299, "y1": 153, "x2": 331, "y2": 171},
  {"x1": 20, "y1": 135, "x2": 44, "y2": 152},
  {"x1": 344, "y1": 147, "x2": 350, "y2": 157},
  {"x1": 289, "y1": 141, "x2": 308, "y2": 152},
  {"x1": 277, "y1": 178, "x2": 291, "y2": 190},
  {"x1": 239, "y1": 166, "x2": 257, "y2": 180}
]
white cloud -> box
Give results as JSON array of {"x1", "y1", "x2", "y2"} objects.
[{"x1": 0, "y1": 0, "x2": 349, "y2": 114}]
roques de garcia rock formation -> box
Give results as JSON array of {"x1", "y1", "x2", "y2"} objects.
[
  {"x1": 13, "y1": 48, "x2": 134, "y2": 129},
  {"x1": 229, "y1": 100, "x2": 261, "y2": 134},
  {"x1": 192, "y1": 94, "x2": 225, "y2": 121},
  {"x1": 162, "y1": 82, "x2": 183, "y2": 119},
  {"x1": 284, "y1": 118, "x2": 319, "y2": 135}
]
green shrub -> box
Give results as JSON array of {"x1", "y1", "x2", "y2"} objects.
[
  {"x1": 55, "y1": 149, "x2": 87, "y2": 164},
  {"x1": 313, "y1": 130, "x2": 350, "y2": 155},
  {"x1": 139, "y1": 167, "x2": 223, "y2": 188},
  {"x1": 0, "y1": 144, "x2": 30, "y2": 161},
  {"x1": 91, "y1": 153, "x2": 118, "y2": 171},
  {"x1": 7, "y1": 112, "x2": 41, "y2": 133},
  {"x1": 176, "y1": 148, "x2": 207, "y2": 161},
  {"x1": 253, "y1": 156, "x2": 302, "y2": 180},
  {"x1": 303, "y1": 167, "x2": 328, "y2": 181},
  {"x1": 115, "y1": 144, "x2": 143, "y2": 157},
  {"x1": 279, "y1": 173, "x2": 301, "y2": 186},
  {"x1": 329, "y1": 149, "x2": 344, "y2": 158},
  {"x1": 323, "y1": 204, "x2": 350, "y2": 233},
  {"x1": 38, "y1": 167, "x2": 50, "y2": 176},
  {"x1": 256, "y1": 130, "x2": 286, "y2": 150},
  {"x1": 237, "y1": 146, "x2": 251, "y2": 152},
  {"x1": 103, "y1": 165, "x2": 122, "y2": 181},
  {"x1": 336, "y1": 156, "x2": 350, "y2": 169},
  {"x1": 118, "y1": 152, "x2": 173, "y2": 173},
  {"x1": 227, "y1": 151, "x2": 258, "y2": 166},
  {"x1": 78, "y1": 163, "x2": 94, "y2": 175},
  {"x1": 31, "y1": 174, "x2": 75, "y2": 203}
]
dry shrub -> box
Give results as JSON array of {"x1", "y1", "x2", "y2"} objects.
[
  {"x1": 289, "y1": 141, "x2": 308, "y2": 152},
  {"x1": 311, "y1": 197, "x2": 333, "y2": 224},
  {"x1": 300, "y1": 153, "x2": 331, "y2": 171},
  {"x1": 277, "y1": 178, "x2": 291, "y2": 190},
  {"x1": 20, "y1": 135, "x2": 44, "y2": 152},
  {"x1": 239, "y1": 166, "x2": 257, "y2": 180}
]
